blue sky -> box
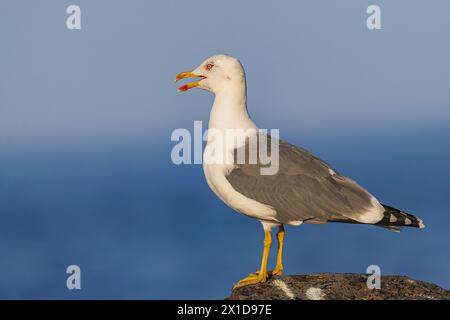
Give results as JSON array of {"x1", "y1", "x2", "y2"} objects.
[
  {"x1": 1, "y1": 0, "x2": 449, "y2": 144},
  {"x1": 0, "y1": 1, "x2": 449, "y2": 299}
]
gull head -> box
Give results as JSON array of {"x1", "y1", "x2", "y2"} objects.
[{"x1": 175, "y1": 54, "x2": 245, "y2": 94}]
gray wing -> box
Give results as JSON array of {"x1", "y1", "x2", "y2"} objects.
[{"x1": 226, "y1": 137, "x2": 380, "y2": 225}]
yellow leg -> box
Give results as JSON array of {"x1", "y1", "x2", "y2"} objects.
[
  {"x1": 234, "y1": 230, "x2": 272, "y2": 289},
  {"x1": 272, "y1": 225, "x2": 285, "y2": 276}
]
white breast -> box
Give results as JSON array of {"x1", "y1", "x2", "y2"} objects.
[
  {"x1": 201, "y1": 78, "x2": 280, "y2": 222},
  {"x1": 202, "y1": 128, "x2": 278, "y2": 222}
]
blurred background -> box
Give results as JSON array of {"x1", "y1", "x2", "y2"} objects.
[{"x1": 0, "y1": 0, "x2": 449, "y2": 299}]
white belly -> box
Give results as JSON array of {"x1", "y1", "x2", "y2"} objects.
[
  {"x1": 202, "y1": 160, "x2": 278, "y2": 222},
  {"x1": 202, "y1": 106, "x2": 278, "y2": 223}
]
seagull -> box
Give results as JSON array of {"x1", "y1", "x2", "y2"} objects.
[{"x1": 175, "y1": 54, "x2": 425, "y2": 289}]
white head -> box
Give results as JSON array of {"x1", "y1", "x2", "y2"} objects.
[{"x1": 175, "y1": 54, "x2": 246, "y2": 94}]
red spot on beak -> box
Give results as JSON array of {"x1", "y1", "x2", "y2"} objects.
[{"x1": 178, "y1": 84, "x2": 189, "y2": 92}]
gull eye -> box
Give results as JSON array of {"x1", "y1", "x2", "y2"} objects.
[{"x1": 205, "y1": 63, "x2": 214, "y2": 70}]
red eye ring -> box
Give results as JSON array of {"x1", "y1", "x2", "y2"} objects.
[{"x1": 205, "y1": 63, "x2": 214, "y2": 70}]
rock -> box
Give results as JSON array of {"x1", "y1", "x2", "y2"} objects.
[{"x1": 228, "y1": 273, "x2": 450, "y2": 300}]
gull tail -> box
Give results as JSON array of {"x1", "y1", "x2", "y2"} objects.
[{"x1": 375, "y1": 204, "x2": 425, "y2": 232}]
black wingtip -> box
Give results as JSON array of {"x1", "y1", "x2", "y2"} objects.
[{"x1": 378, "y1": 203, "x2": 425, "y2": 229}]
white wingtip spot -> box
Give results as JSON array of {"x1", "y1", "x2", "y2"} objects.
[
  {"x1": 389, "y1": 214, "x2": 397, "y2": 223},
  {"x1": 305, "y1": 287, "x2": 325, "y2": 300},
  {"x1": 418, "y1": 218, "x2": 425, "y2": 229},
  {"x1": 404, "y1": 218, "x2": 412, "y2": 225},
  {"x1": 273, "y1": 279, "x2": 295, "y2": 300}
]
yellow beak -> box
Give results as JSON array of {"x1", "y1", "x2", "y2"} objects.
[{"x1": 174, "y1": 71, "x2": 205, "y2": 92}]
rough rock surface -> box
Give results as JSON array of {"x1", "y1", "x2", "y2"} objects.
[{"x1": 229, "y1": 273, "x2": 450, "y2": 300}]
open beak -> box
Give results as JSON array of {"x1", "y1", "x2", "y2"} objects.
[{"x1": 174, "y1": 71, "x2": 205, "y2": 92}]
